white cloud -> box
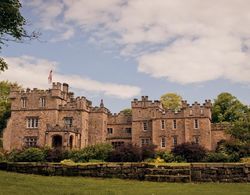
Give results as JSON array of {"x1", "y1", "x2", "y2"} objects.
[
  {"x1": 1, "y1": 56, "x2": 141, "y2": 99},
  {"x1": 25, "y1": 0, "x2": 250, "y2": 84}
]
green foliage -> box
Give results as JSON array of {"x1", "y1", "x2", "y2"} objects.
[
  {"x1": 172, "y1": 142, "x2": 207, "y2": 162},
  {"x1": 121, "y1": 108, "x2": 132, "y2": 115},
  {"x1": 228, "y1": 113, "x2": 250, "y2": 143},
  {"x1": 0, "y1": 57, "x2": 7, "y2": 72},
  {"x1": 0, "y1": 81, "x2": 22, "y2": 134},
  {"x1": 156, "y1": 151, "x2": 175, "y2": 162},
  {"x1": 212, "y1": 92, "x2": 248, "y2": 123},
  {"x1": 204, "y1": 152, "x2": 229, "y2": 162},
  {"x1": 160, "y1": 93, "x2": 182, "y2": 111},
  {"x1": 0, "y1": 0, "x2": 38, "y2": 72},
  {"x1": 216, "y1": 140, "x2": 250, "y2": 159},
  {"x1": 162, "y1": 152, "x2": 175, "y2": 163},
  {"x1": 0, "y1": 151, "x2": 6, "y2": 162},
  {"x1": 69, "y1": 143, "x2": 113, "y2": 162},
  {"x1": 45, "y1": 148, "x2": 69, "y2": 162},
  {"x1": 7, "y1": 148, "x2": 45, "y2": 162}
]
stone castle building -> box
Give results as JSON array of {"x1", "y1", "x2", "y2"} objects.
[{"x1": 3, "y1": 82, "x2": 229, "y2": 151}]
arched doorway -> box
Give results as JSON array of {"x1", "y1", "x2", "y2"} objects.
[
  {"x1": 52, "y1": 135, "x2": 62, "y2": 148},
  {"x1": 69, "y1": 135, "x2": 73, "y2": 149}
]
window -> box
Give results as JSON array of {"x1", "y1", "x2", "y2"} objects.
[
  {"x1": 161, "y1": 120, "x2": 165, "y2": 129},
  {"x1": 107, "y1": 128, "x2": 113, "y2": 134},
  {"x1": 194, "y1": 119, "x2": 199, "y2": 129},
  {"x1": 141, "y1": 138, "x2": 150, "y2": 146},
  {"x1": 173, "y1": 136, "x2": 178, "y2": 147},
  {"x1": 21, "y1": 98, "x2": 27, "y2": 108},
  {"x1": 27, "y1": 117, "x2": 39, "y2": 128},
  {"x1": 39, "y1": 97, "x2": 46, "y2": 107},
  {"x1": 24, "y1": 137, "x2": 37, "y2": 147},
  {"x1": 194, "y1": 136, "x2": 200, "y2": 144},
  {"x1": 173, "y1": 119, "x2": 177, "y2": 129},
  {"x1": 64, "y1": 117, "x2": 73, "y2": 127},
  {"x1": 161, "y1": 137, "x2": 166, "y2": 148},
  {"x1": 143, "y1": 121, "x2": 148, "y2": 131},
  {"x1": 125, "y1": 127, "x2": 132, "y2": 134},
  {"x1": 112, "y1": 141, "x2": 124, "y2": 148}
]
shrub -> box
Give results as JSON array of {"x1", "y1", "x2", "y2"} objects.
[
  {"x1": 107, "y1": 144, "x2": 141, "y2": 162},
  {"x1": 240, "y1": 157, "x2": 250, "y2": 163},
  {"x1": 0, "y1": 151, "x2": 6, "y2": 162},
  {"x1": 69, "y1": 143, "x2": 113, "y2": 162},
  {"x1": 45, "y1": 148, "x2": 69, "y2": 162},
  {"x1": 60, "y1": 159, "x2": 75, "y2": 165},
  {"x1": 204, "y1": 152, "x2": 229, "y2": 162},
  {"x1": 8, "y1": 148, "x2": 45, "y2": 162},
  {"x1": 69, "y1": 150, "x2": 88, "y2": 162},
  {"x1": 172, "y1": 142, "x2": 207, "y2": 162},
  {"x1": 216, "y1": 140, "x2": 250, "y2": 159},
  {"x1": 141, "y1": 144, "x2": 157, "y2": 160},
  {"x1": 162, "y1": 152, "x2": 175, "y2": 163}
]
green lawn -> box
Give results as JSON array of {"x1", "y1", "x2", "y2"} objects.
[{"x1": 0, "y1": 171, "x2": 249, "y2": 195}]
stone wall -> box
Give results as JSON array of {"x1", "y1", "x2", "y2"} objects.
[{"x1": 0, "y1": 162, "x2": 249, "y2": 183}]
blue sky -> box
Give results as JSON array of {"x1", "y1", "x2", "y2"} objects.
[{"x1": 1, "y1": 0, "x2": 250, "y2": 112}]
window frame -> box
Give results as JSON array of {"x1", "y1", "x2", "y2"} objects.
[
  {"x1": 24, "y1": 136, "x2": 38, "y2": 147},
  {"x1": 26, "y1": 117, "x2": 39, "y2": 129},
  {"x1": 161, "y1": 137, "x2": 166, "y2": 148},
  {"x1": 39, "y1": 97, "x2": 46, "y2": 108},
  {"x1": 161, "y1": 120, "x2": 165, "y2": 130},
  {"x1": 173, "y1": 136, "x2": 178, "y2": 147},
  {"x1": 21, "y1": 97, "x2": 27, "y2": 108},
  {"x1": 194, "y1": 119, "x2": 199, "y2": 129},
  {"x1": 173, "y1": 119, "x2": 177, "y2": 129},
  {"x1": 107, "y1": 128, "x2": 113, "y2": 134},
  {"x1": 64, "y1": 117, "x2": 73, "y2": 127},
  {"x1": 143, "y1": 121, "x2": 148, "y2": 131}
]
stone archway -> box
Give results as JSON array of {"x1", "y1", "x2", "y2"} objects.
[
  {"x1": 69, "y1": 135, "x2": 73, "y2": 149},
  {"x1": 52, "y1": 135, "x2": 62, "y2": 148}
]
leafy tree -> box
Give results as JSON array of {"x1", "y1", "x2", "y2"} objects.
[
  {"x1": 160, "y1": 93, "x2": 182, "y2": 111},
  {"x1": 228, "y1": 112, "x2": 250, "y2": 143},
  {"x1": 0, "y1": 0, "x2": 38, "y2": 72},
  {"x1": 121, "y1": 108, "x2": 132, "y2": 115},
  {"x1": 0, "y1": 81, "x2": 21, "y2": 134},
  {"x1": 212, "y1": 92, "x2": 248, "y2": 123}
]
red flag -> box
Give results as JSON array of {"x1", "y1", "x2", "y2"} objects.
[{"x1": 48, "y1": 70, "x2": 52, "y2": 84}]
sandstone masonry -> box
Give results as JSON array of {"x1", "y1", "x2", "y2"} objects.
[{"x1": 3, "y1": 82, "x2": 229, "y2": 151}]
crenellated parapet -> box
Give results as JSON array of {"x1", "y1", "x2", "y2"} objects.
[
  {"x1": 131, "y1": 96, "x2": 163, "y2": 109},
  {"x1": 108, "y1": 111, "x2": 132, "y2": 125},
  {"x1": 59, "y1": 96, "x2": 91, "y2": 111}
]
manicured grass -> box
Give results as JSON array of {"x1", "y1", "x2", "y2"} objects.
[{"x1": 0, "y1": 170, "x2": 249, "y2": 195}]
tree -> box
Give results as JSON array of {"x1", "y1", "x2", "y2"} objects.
[
  {"x1": 212, "y1": 92, "x2": 248, "y2": 123},
  {"x1": 0, "y1": 0, "x2": 38, "y2": 72},
  {"x1": 121, "y1": 108, "x2": 132, "y2": 115},
  {"x1": 0, "y1": 81, "x2": 21, "y2": 134},
  {"x1": 228, "y1": 112, "x2": 250, "y2": 143},
  {"x1": 160, "y1": 93, "x2": 182, "y2": 111}
]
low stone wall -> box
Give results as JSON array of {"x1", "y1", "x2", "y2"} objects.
[{"x1": 0, "y1": 162, "x2": 249, "y2": 183}]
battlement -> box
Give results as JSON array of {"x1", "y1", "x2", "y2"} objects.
[
  {"x1": 90, "y1": 106, "x2": 109, "y2": 114},
  {"x1": 131, "y1": 96, "x2": 163, "y2": 108}
]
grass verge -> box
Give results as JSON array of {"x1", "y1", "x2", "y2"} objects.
[{"x1": 0, "y1": 170, "x2": 249, "y2": 195}]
